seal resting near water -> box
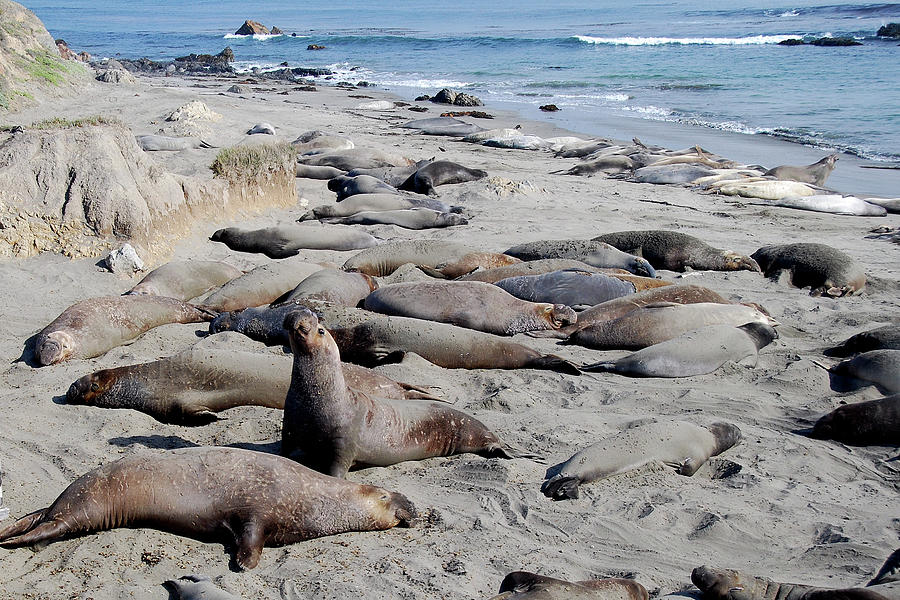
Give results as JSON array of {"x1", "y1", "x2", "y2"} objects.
[
  {"x1": 541, "y1": 420, "x2": 742, "y2": 500},
  {"x1": 125, "y1": 260, "x2": 242, "y2": 300},
  {"x1": 0, "y1": 447, "x2": 415, "y2": 570},
  {"x1": 210, "y1": 224, "x2": 379, "y2": 258},
  {"x1": 593, "y1": 230, "x2": 760, "y2": 272},
  {"x1": 581, "y1": 323, "x2": 778, "y2": 377},
  {"x1": 343, "y1": 239, "x2": 520, "y2": 277},
  {"x1": 281, "y1": 308, "x2": 537, "y2": 477},
  {"x1": 363, "y1": 280, "x2": 577, "y2": 335},
  {"x1": 809, "y1": 394, "x2": 900, "y2": 446},
  {"x1": 504, "y1": 239, "x2": 656, "y2": 277},
  {"x1": 750, "y1": 243, "x2": 866, "y2": 297},
  {"x1": 490, "y1": 572, "x2": 650, "y2": 600},
  {"x1": 764, "y1": 153, "x2": 839, "y2": 186},
  {"x1": 34, "y1": 296, "x2": 216, "y2": 366}
]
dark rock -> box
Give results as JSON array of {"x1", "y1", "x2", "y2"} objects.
[
  {"x1": 235, "y1": 20, "x2": 269, "y2": 36},
  {"x1": 453, "y1": 92, "x2": 483, "y2": 107},
  {"x1": 271, "y1": 26, "x2": 284, "y2": 35},
  {"x1": 307, "y1": 44, "x2": 326, "y2": 50},
  {"x1": 877, "y1": 23, "x2": 900, "y2": 38},
  {"x1": 431, "y1": 88, "x2": 458, "y2": 104},
  {"x1": 415, "y1": 94, "x2": 431, "y2": 101},
  {"x1": 778, "y1": 38, "x2": 805, "y2": 46},
  {"x1": 440, "y1": 110, "x2": 493, "y2": 119},
  {"x1": 810, "y1": 36, "x2": 862, "y2": 46},
  {"x1": 356, "y1": 81, "x2": 371, "y2": 87},
  {"x1": 539, "y1": 104, "x2": 560, "y2": 112},
  {"x1": 409, "y1": 106, "x2": 429, "y2": 112},
  {"x1": 294, "y1": 85, "x2": 317, "y2": 91},
  {"x1": 291, "y1": 67, "x2": 333, "y2": 77},
  {"x1": 171, "y1": 47, "x2": 235, "y2": 74},
  {"x1": 279, "y1": 61, "x2": 289, "y2": 67}
]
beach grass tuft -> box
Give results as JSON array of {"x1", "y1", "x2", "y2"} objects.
[{"x1": 210, "y1": 142, "x2": 296, "y2": 182}]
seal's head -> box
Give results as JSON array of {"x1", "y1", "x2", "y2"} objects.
[
  {"x1": 542, "y1": 304, "x2": 578, "y2": 329},
  {"x1": 284, "y1": 308, "x2": 337, "y2": 359},
  {"x1": 706, "y1": 422, "x2": 743, "y2": 457},
  {"x1": 435, "y1": 212, "x2": 469, "y2": 227},
  {"x1": 363, "y1": 486, "x2": 418, "y2": 528},
  {"x1": 65, "y1": 370, "x2": 116, "y2": 405},
  {"x1": 691, "y1": 566, "x2": 763, "y2": 600},
  {"x1": 738, "y1": 322, "x2": 779, "y2": 350},
  {"x1": 809, "y1": 411, "x2": 837, "y2": 440},
  {"x1": 629, "y1": 256, "x2": 657, "y2": 278},
  {"x1": 721, "y1": 252, "x2": 761, "y2": 273},
  {"x1": 209, "y1": 311, "x2": 238, "y2": 334},
  {"x1": 36, "y1": 331, "x2": 75, "y2": 366}
]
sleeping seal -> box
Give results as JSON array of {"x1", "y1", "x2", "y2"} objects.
[
  {"x1": 503, "y1": 239, "x2": 655, "y2": 277},
  {"x1": 810, "y1": 395, "x2": 900, "y2": 446},
  {"x1": 541, "y1": 420, "x2": 742, "y2": 500},
  {"x1": 825, "y1": 325, "x2": 900, "y2": 357},
  {"x1": 324, "y1": 208, "x2": 468, "y2": 229},
  {"x1": 398, "y1": 160, "x2": 488, "y2": 195},
  {"x1": 125, "y1": 260, "x2": 243, "y2": 301},
  {"x1": 750, "y1": 243, "x2": 866, "y2": 297},
  {"x1": 202, "y1": 259, "x2": 327, "y2": 312},
  {"x1": 593, "y1": 230, "x2": 760, "y2": 273},
  {"x1": 275, "y1": 268, "x2": 378, "y2": 307},
  {"x1": 494, "y1": 269, "x2": 637, "y2": 309},
  {"x1": 343, "y1": 240, "x2": 520, "y2": 277},
  {"x1": 209, "y1": 224, "x2": 379, "y2": 258},
  {"x1": 301, "y1": 193, "x2": 457, "y2": 220},
  {"x1": 490, "y1": 572, "x2": 649, "y2": 600},
  {"x1": 830, "y1": 350, "x2": 900, "y2": 393},
  {"x1": 327, "y1": 174, "x2": 397, "y2": 199},
  {"x1": 135, "y1": 135, "x2": 212, "y2": 151}
]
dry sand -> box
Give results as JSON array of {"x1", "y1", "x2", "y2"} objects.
[{"x1": 0, "y1": 71, "x2": 898, "y2": 599}]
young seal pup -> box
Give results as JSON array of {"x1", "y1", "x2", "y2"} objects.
[
  {"x1": 281, "y1": 307, "x2": 538, "y2": 478},
  {"x1": 750, "y1": 242, "x2": 866, "y2": 297},
  {"x1": 490, "y1": 571, "x2": 650, "y2": 600}
]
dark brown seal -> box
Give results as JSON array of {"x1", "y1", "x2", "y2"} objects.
[
  {"x1": 691, "y1": 564, "x2": 897, "y2": 600},
  {"x1": 398, "y1": 160, "x2": 487, "y2": 196},
  {"x1": 0, "y1": 447, "x2": 416, "y2": 570},
  {"x1": 750, "y1": 242, "x2": 866, "y2": 297},
  {"x1": 281, "y1": 308, "x2": 537, "y2": 477},
  {"x1": 34, "y1": 296, "x2": 216, "y2": 366},
  {"x1": 491, "y1": 571, "x2": 650, "y2": 600},
  {"x1": 830, "y1": 350, "x2": 900, "y2": 394},
  {"x1": 593, "y1": 230, "x2": 760, "y2": 272},
  {"x1": 824, "y1": 325, "x2": 900, "y2": 357},
  {"x1": 810, "y1": 394, "x2": 899, "y2": 446}
]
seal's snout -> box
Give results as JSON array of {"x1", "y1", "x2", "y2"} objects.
[
  {"x1": 65, "y1": 379, "x2": 85, "y2": 404},
  {"x1": 634, "y1": 258, "x2": 656, "y2": 278},
  {"x1": 551, "y1": 305, "x2": 577, "y2": 328},
  {"x1": 37, "y1": 339, "x2": 62, "y2": 366},
  {"x1": 283, "y1": 308, "x2": 318, "y2": 336},
  {"x1": 209, "y1": 312, "x2": 234, "y2": 334},
  {"x1": 391, "y1": 493, "x2": 418, "y2": 527}
]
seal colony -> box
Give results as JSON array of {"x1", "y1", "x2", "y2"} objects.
[{"x1": 0, "y1": 17, "x2": 897, "y2": 600}]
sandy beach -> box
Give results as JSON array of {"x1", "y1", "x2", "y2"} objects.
[{"x1": 0, "y1": 57, "x2": 898, "y2": 600}]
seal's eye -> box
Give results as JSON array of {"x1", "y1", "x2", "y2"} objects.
[
  {"x1": 90, "y1": 382, "x2": 99, "y2": 392},
  {"x1": 543, "y1": 306, "x2": 553, "y2": 313},
  {"x1": 317, "y1": 327, "x2": 326, "y2": 335}
]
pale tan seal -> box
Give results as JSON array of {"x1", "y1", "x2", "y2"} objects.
[
  {"x1": 202, "y1": 259, "x2": 327, "y2": 312},
  {"x1": 751, "y1": 242, "x2": 866, "y2": 297},
  {"x1": 275, "y1": 268, "x2": 378, "y2": 307},
  {"x1": 541, "y1": 421, "x2": 742, "y2": 500},
  {"x1": 0, "y1": 447, "x2": 415, "y2": 570},
  {"x1": 209, "y1": 224, "x2": 379, "y2": 258},
  {"x1": 125, "y1": 260, "x2": 242, "y2": 300},
  {"x1": 764, "y1": 153, "x2": 838, "y2": 186},
  {"x1": 490, "y1": 572, "x2": 650, "y2": 600},
  {"x1": 503, "y1": 239, "x2": 656, "y2": 277},
  {"x1": 343, "y1": 239, "x2": 520, "y2": 277}
]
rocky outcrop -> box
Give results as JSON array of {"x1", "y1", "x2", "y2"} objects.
[
  {"x1": 235, "y1": 20, "x2": 269, "y2": 35},
  {"x1": 96, "y1": 69, "x2": 136, "y2": 84},
  {"x1": 877, "y1": 23, "x2": 900, "y2": 38},
  {"x1": 778, "y1": 38, "x2": 805, "y2": 46},
  {"x1": 430, "y1": 88, "x2": 484, "y2": 107},
  {"x1": 810, "y1": 36, "x2": 862, "y2": 46}
]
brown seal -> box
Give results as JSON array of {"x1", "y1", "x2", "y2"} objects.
[
  {"x1": 363, "y1": 280, "x2": 576, "y2": 335},
  {"x1": 490, "y1": 571, "x2": 650, "y2": 600},
  {"x1": 202, "y1": 259, "x2": 327, "y2": 312},
  {"x1": 34, "y1": 296, "x2": 216, "y2": 366},
  {"x1": 275, "y1": 268, "x2": 378, "y2": 307},
  {"x1": 503, "y1": 239, "x2": 656, "y2": 277},
  {"x1": 343, "y1": 239, "x2": 520, "y2": 277},
  {"x1": 125, "y1": 260, "x2": 242, "y2": 300},
  {"x1": 750, "y1": 242, "x2": 866, "y2": 297},
  {"x1": 281, "y1": 307, "x2": 537, "y2": 477},
  {"x1": 494, "y1": 269, "x2": 637, "y2": 310},
  {"x1": 825, "y1": 325, "x2": 900, "y2": 357},
  {"x1": 810, "y1": 394, "x2": 899, "y2": 446},
  {"x1": 0, "y1": 447, "x2": 416, "y2": 570},
  {"x1": 593, "y1": 230, "x2": 760, "y2": 272},
  {"x1": 65, "y1": 345, "x2": 440, "y2": 425},
  {"x1": 764, "y1": 153, "x2": 839, "y2": 186},
  {"x1": 209, "y1": 224, "x2": 379, "y2": 258}
]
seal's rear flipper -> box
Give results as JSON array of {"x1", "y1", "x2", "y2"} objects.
[
  {"x1": 579, "y1": 361, "x2": 617, "y2": 373},
  {"x1": 198, "y1": 140, "x2": 215, "y2": 149},
  {"x1": 484, "y1": 444, "x2": 545, "y2": 463},
  {"x1": 529, "y1": 354, "x2": 581, "y2": 375},
  {"x1": 869, "y1": 548, "x2": 900, "y2": 586},
  {"x1": 0, "y1": 511, "x2": 68, "y2": 548},
  {"x1": 416, "y1": 265, "x2": 449, "y2": 279},
  {"x1": 541, "y1": 475, "x2": 580, "y2": 500},
  {"x1": 525, "y1": 329, "x2": 569, "y2": 340}
]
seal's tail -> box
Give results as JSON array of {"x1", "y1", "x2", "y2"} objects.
[
  {"x1": 540, "y1": 475, "x2": 580, "y2": 500},
  {"x1": 579, "y1": 361, "x2": 617, "y2": 373},
  {"x1": 525, "y1": 329, "x2": 571, "y2": 340},
  {"x1": 198, "y1": 140, "x2": 215, "y2": 149},
  {"x1": 0, "y1": 508, "x2": 63, "y2": 547},
  {"x1": 484, "y1": 443, "x2": 545, "y2": 463},
  {"x1": 528, "y1": 354, "x2": 581, "y2": 375}
]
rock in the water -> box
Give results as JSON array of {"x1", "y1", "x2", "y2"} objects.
[
  {"x1": 271, "y1": 26, "x2": 284, "y2": 35},
  {"x1": 104, "y1": 243, "x2": 144, "y2": 274},
  {"x1": 307, "y1": 44, "x2": 326, "y2": 50},
  {"x1": 539, "y1": 104, "x2": 560, "y2": 112},
  {"x1": 778, "y1": 38, "x2": 805, "y2": 45},
  {"x1": 877, "y1": 23, "x2": 900, "y2": 38},
  {"x1": 431, "y1": 88, "x2": 458, "y2": 104},
  {"x1": 235, "y1": 20, "x2": 269, "y2": 35},
  {"x1": 453, "y1": 92, "x2": 483, "y2": 107},
  {"x1": 810, "y1": 36, "x2": 862, "y2": 46}
]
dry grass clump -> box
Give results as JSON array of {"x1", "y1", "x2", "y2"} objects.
[{"x1": 210, "y1": 142, "x2": 295, "y2": 182}]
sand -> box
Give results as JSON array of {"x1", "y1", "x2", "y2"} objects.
[{"x1": 0, "y1": 70, "x2": 898, "y2": 600}]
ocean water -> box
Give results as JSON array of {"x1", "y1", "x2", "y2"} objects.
[{"x1": 22, "y1": 1, "x2": 900, "y2": 169}]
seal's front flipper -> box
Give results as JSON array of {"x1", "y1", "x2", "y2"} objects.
[
  {"x1": 234, "y1": 520, "x2": 265, "y2": 571},
  {"x1": 540, "y1": 475, "x2": 580, "y2": 500},
  {"x1": 529, "y1": 354, "x2": 581, "y2": 375}
]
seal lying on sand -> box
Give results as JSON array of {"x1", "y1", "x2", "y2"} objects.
[
  {"x1": 825, "y1": 325, "x2": 900, "y2": 357},
  {"x1": 809, "y1": 395, "x2": 899, "y2": 446},
  {"x1": 298, "y1": 148, "x2": 411, "y2": 170},
  {"x1": 494, "y1": 269, "x2": 637, "y2": 310},
  {"x1": 489, "y1": 572, "x2": 650, "y2": 600},
  {"x1": 0, "y1": 447, "x2": 416, "y2": 570},
  {"x1": 65, "y1": 345, "x2": 440, "y2": 425},
  {"x1": 275, "y1": 268, "x2": 377, "y2": 307},
  {"x1": 135, "y1": 135, "x2": 212, "y2": 151},
  {"x1": 210, "y1": 224, "x2": 379, "y2": 258},
  {"x1": 164, "y1": 575, "x2": 239, "y2": 600},
  {"x1": 459, "y1": 259, "x2": 612, "y2": 283},
  {"x1": 202, "y1": 259, "x2": 327, "y2": 312},
  {"x1": 400, "y1": 116, "x2": 485, "y2": 136},
  {"x1": 581, "y1": 323, "x2": 778, "y2": 377},
  {"x1": 343, "y1": 240, "x2": 520, "y2": 277},
  {"x1": 541, "y1": 421, "x2": 742, "y2": 500},
  {"x1": 830, "y1": 350, "x2": 900, "y2": 393},
  {"x1": 328, "y1": 174, "x2": 397, "y2": 199},
  {"x1": 34, "y1": 296, "x2": 216, "y2": 366},
  {"x1": 759, "y1": 194, "x2": 887, "y2": 217},
  {"x1": 301, "y1": 193, "x2": 458, "y2": 221},
  {"x1": 363, "y1": 280, "x2": 577, "y2": 335},
  {"x1": 750, "y1": 243, "x2": 866, "y2": 297},
  {"x1": 504, "y1": 240, "x2": 656, "y2": 277},
  {"x1": 593, "y1": 230, "x2": 760, "y2": 273},
  {"x1": 281, "y1": 308, "x2": 537, "y2": 477},
  {"x1": 764, "y1": 154, "x2": 839, "y2": 187},
  {"x1": 125, "y1": 260, "x2": 242, "y2": 301},
  {"x1": 324, "y1": 208, "x2": 468, "y2": 229},
  {"x1": 398, "y1": 160, "x2": 488, "y2": 195}
]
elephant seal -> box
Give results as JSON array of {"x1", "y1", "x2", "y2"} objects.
[
  {"x1": 65, "y1": 345, "x2": 441, "y2": 424},
  {"x1": 690, "y1": 564, "x2": 898, "y2": 600},
  {"x1": 125, "y1": 260, "x2": 242, "y2": 300},
  {"x1": 825, "y1": 325, "x2": 900, "y2": 357},
  {"x1": 761, "y1": 195, "x2": 887, "y2": 217},
  {"x1": 246, "y1": 122, "x2": 276, "y2": 135},
  {"x1": 281, "y1": 308, "x2": 536, "y2": 477},
  {"x1": 297, "y1": 148, "x2": 411, "y2": 171},
  {"x1": 491, "y1": 572, "x2": 649, "y2": 600},
  {"x1": 566, "y1": 302, "x2": 777, "y2": 350},
  {"x1": 716, "y1": 179, "x2": 818, "y2": 201},
  {"x1": 295, "y1": 164, "x2": 345, "y2": 180},
  {"x1": 593, "y1": 230, "x2": 760, "y2": 273},
  {"x1": 504, "y1": 240, "x2": 655, "y2": 277},
  {"x1": 135, "y1": 135, "x2": 212, "y2": 151},
  {"x1": 328, "y1": 174, "x2": 397, "y2": 199},
  {"x1": 346, "y1": 161, "x2": 429, "y2": 187},
  {"x1": 209, "y1": 224, "x2": 379, "y2": 258},
  {"x1": 274, "y1": 268, "x2": 377, "y2": 307},
  {"x1": 400, "y1": 116, "x2": 485, "y2": 136},
  {"x1": 164, "y1": 575, "x2": 238, "y2": 600},
  {"x1": 765, "y1": 154, "x2": 838, "y2": 186},
  {"x1": 750, "y1": 243, "x2": 866, "y2": 297},
  {"x1": 343, "y1": 240, "x2": 520, "y2": 277},
  {"x1": 830, "y1": 350, "x2": 900, "y2": 393},
  {"x1": 202, "y1": 259, "x2": 327, "y2": 312},
  {"x1": 582, "y1": 323, "x2": 778, "y2": 377},
  {"x1": 630, "y1": 163, "x2": 715, "y2": 184},
  {"x1": 291, "y1": 130, "x2": 354, "y2": 154},
  {"x1": 398, "y1": 160, "x2": 488, "y2": 195},
  {"x1": 324, "y1": 208, "x2": 469, "y2": 229},
  {"x1": 494, "y1": 269, "x2": 637, "y2": 310},
  {"x1": 541, "y1": 420, "x2": 742, "y2": 500},
  {"x1": 362, "y1": 280, "x2": 577, "y2": 335},
  {"x1": 565, "y1": 154, "x2": 635, "y2": 176},
  {"x1": 809, "y1": 394, "x2": 899, "y2": 446},
  {"x1": 35, "y1": 296, "x2": 216, "y2": 366},
  {"x1": 301, "y1": 193, "x2": 458, "y2": 220},
  {"x1": 460, "y1": 259, "x2": 610, "y2": 282},
  {"x1": 0, "y1": 447, "x2": 415, "y2": 570}
]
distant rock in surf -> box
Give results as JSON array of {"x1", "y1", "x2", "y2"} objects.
[
  {"x1": 540, "y1": 104, "x2": 560, "y2": 112},
  {"x1": 431, "y1": 88, "x2": 484, "y2": 107},
  {"x1": 810, "y1": 36, "x2": 862, "y2": 47},
  {"x1": 234, "y1": 20, "x2": 269, "y2": 35},
  {"x1": 877, "y1": 23, "x2": 900, "y2": 38},
  {"x1": 778, "y1": 38, "x2": 805, "y2": 46}
]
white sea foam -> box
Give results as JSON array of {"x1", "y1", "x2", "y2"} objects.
[
  {"x1": 574, "y1": 34, "x2": 796, "y2": 45},
  {"x1": 223, "y1": 33, "x2": 291, "y2": 41}
]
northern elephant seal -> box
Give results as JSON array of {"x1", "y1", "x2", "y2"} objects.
[
  {"x1": 764, "y1": 154, "x2": 838, "y2": 186},
  {"x1": 295, "y1": 164, "x2": 345, "y2": 179},
  {"x1": 324, "y1": 208, "x2": 469, "y2": 229},
  {"x1": 343, "y1": 240, "x2": 520, "y2": 277},
  {"x1": 209, "y1": 224, "x2": 379, "y2": 258},
  {"x1": 490, "y1": 572, "x2": 650, "y2": 600},
  {"x1": 297, "y1": 148, "x2": 411, "y2": 170},
  {"x1": 541, "y1": 421, "x2": 742, "y2": 500},
  {"x1": 761, "y1": 194, "x2": 887, "y2": 217},
  {"x1": 0, "y1": 447, "x2": 415, "y2": 570},
  {"x1": 825, "y1": 325, "x2": 900, "y2": 357},
  {"x1": 810, "y1": 395, "x2": 899, "y2": 446},
  {"x1": 504, "y1": 240, "x2": 655, "y2": 277},
  {"x1": 830, "y1": 350, "x2": 900, "y2": 393},
  {"x1": 247, "y1": 122, "x2": 275, "y2": 135},
  {"x1": 35, "y1": 296, "x2": 216, "y2": 366},
  {"x1": 135, "y1": 135, "x2": 212, "y2": 151},
  {"x1": 275, "y1": 268, "x2": 377, "y2": 307},
  {"x1": 581, "y1": 323, "x2": 778, "y2": 377},
  {"x1": 460, "y1": 259, "x2": 611, "y2": 283},
  {"x1": 164, "y1": 575, "x2": 239, "y2": 600},
  {"x1": 565, "y1": 155, "x2": 635, "y2": 176},
  {"x1": 291, "y1": 130, "x2": 354, "y2": 154},
  {"x1": 750, "y1": 243, "x2": 866, "y2": 297},
  {"x1": 346, "y1": 162, "x2": 428, "y2": 187},
  {"x1": 301, "y1": 193, "x2": 458, "y2": 221},
  {"x1": 494, "y1": 269, "x2": 637, "y2": 310},
  {"x1": 630, "y1": 163, "x2": 715, "y2": 184},
  {"x1": 125, "y1": 260, "x2": 242, "y2": 300},
  {"x1": 399, "y1": 160, "x2": 487, "y2": 195},
  {"x1": 65, "y1": 345, "x2": 441, "y2": 424},
  {"x1": 202, "y1": 259, "x2": 327, "y2": 312},
  {"x1": 566, "y1": 302, "x2": 777, "y2": 350},
  {"x1": 400, "y1": 116, "x2": 485, "y2": 136},
  {"x1": 328, "y1": 174, "x2": 397, "y2": 199},
  {"x1": 281, "y1": 308, "x2": 536, "y2": 477},
  {"x1": 363, "y1": 280, "x2": 577, "y2": 335},
  {"x1": 593, "y1": 230, "x2": 760, "y2": 273}
]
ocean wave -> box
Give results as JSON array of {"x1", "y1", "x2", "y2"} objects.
[
  {"x1": 689, "y1": 3, "x2": 900, "y2": 20},
  {"x1": 223, "y1": 33, "x2": 289, "y2": 41},
  {"x1": 574, "y1": 34, "x2": 797, "y2": 46}
]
